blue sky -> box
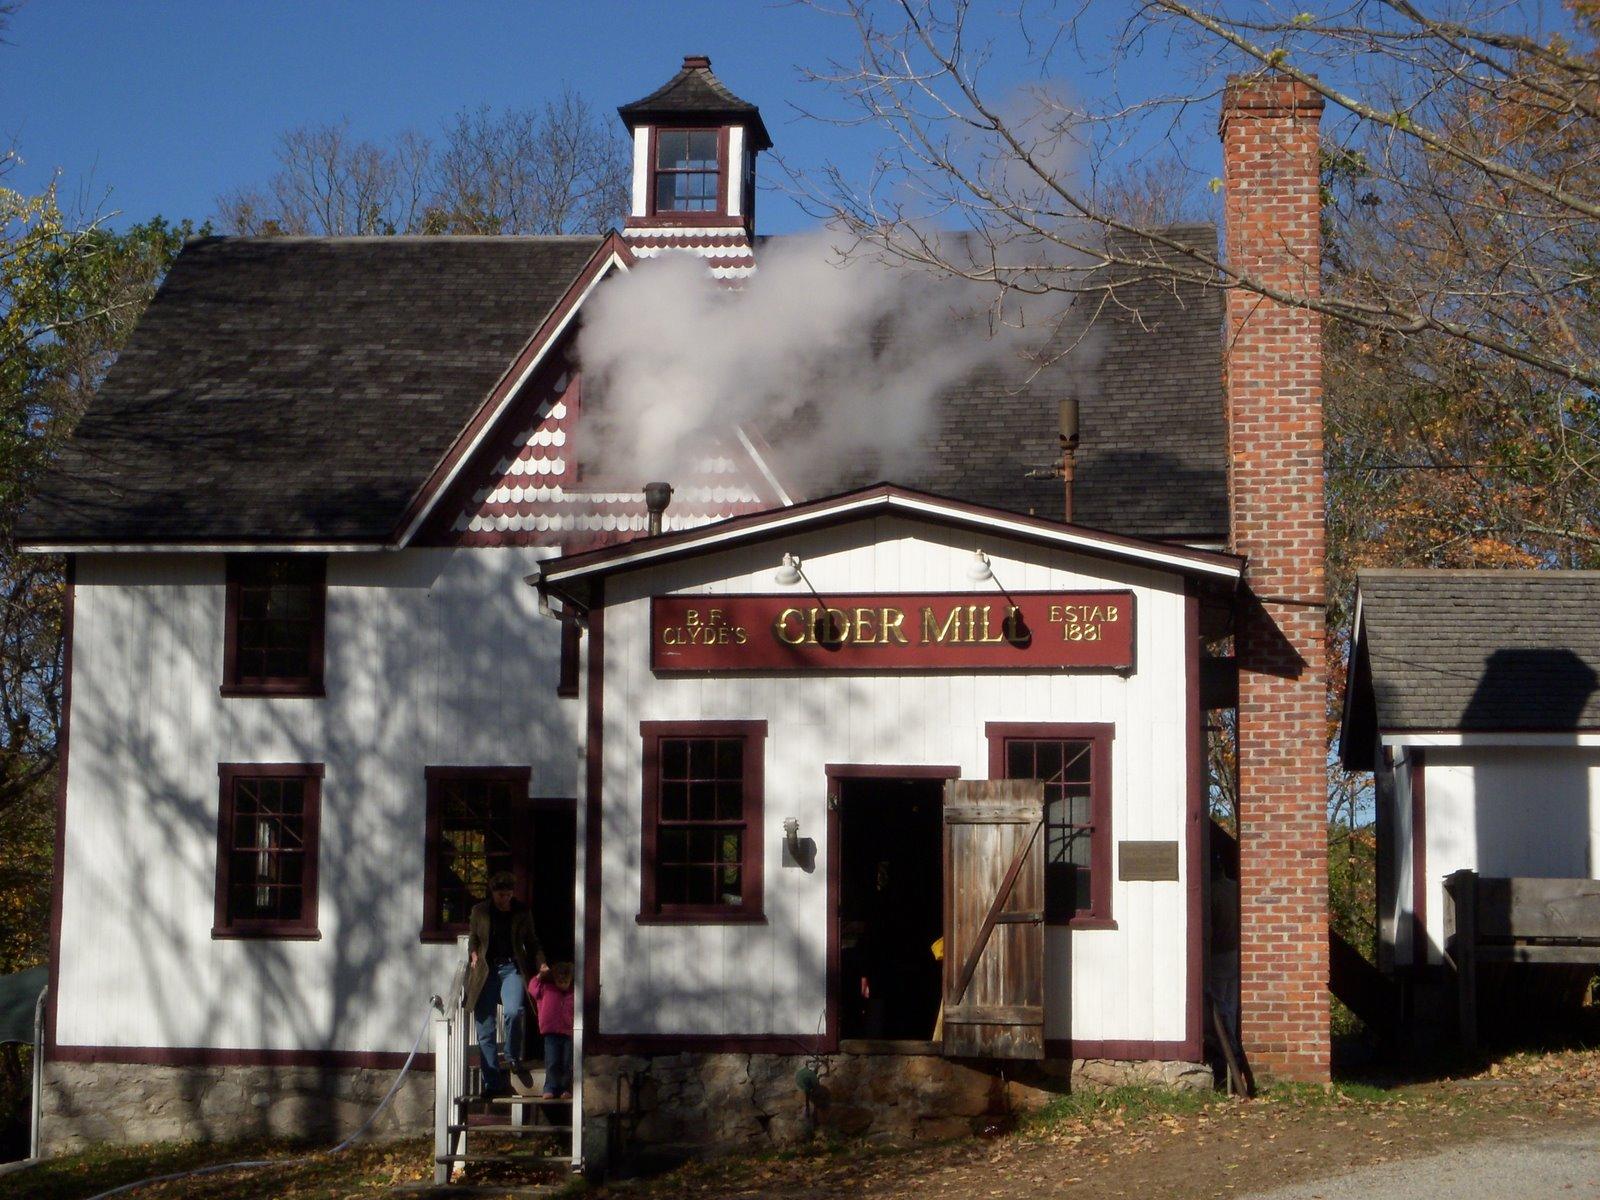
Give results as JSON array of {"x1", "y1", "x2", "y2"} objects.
[{"x1": 1, "y1": 1, "x2": 1201, "y2": 236}]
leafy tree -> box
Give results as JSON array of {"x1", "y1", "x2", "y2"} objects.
[{"x1": 0, "y1": 165, "x2": 196, "y2": 1145}]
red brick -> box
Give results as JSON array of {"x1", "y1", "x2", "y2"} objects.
[{"x1": 1221, "y1": 74, "x2": 1330, "y2": 1084}]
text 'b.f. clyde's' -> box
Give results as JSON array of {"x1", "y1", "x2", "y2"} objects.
[{"x1": 650, "y1": 592, "x2": 1135, "y2": 672}]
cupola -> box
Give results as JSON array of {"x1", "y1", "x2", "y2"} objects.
[{"x1": 617, "y1": 55, "x2": 771, "y2": 279}]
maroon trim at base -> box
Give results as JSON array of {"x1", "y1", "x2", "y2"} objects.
[
  {"x1": 1182, "y1": 583, "x2": 1205, "y2": 1061},
  {"x1": 1411, "y1": 749, "x2": 1428, "y2": 968},
  {"x1": 824, "y1": 764, "x2": 962, "y2": 1056},
  {"x1": 1044, "y1": 1038, "x2": 1196, "y2": 1061},
  {"x1": 45, "y1": 557, "x2": 75, "y2": 1055},
  {"x1": 586, "y1": 1034, "x2": 828, "y2": 1056},
  {"x1": 49, "y1": 1045, "x2": 430, "y2": 1069},
  {"x1": 582, "y1": 589, "x2": 605, "y2": 1042}
]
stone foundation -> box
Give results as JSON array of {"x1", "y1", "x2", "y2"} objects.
[
  {"x1": 40, "y1": 1062, "x2": 432, "y2": 1154},
  {"x1": 584, "y1": 1052, "x2": 1213, "y2": 1159},
  {"x1": 40, "y1": 1053, "x2": 1212, "y2": 1158}
]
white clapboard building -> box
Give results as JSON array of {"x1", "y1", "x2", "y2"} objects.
[{"x1": 20, "y1": 57, "x2": 1336, "y2": 1158}]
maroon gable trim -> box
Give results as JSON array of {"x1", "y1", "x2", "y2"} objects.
[
  {"x1": 540, "y1": 484, "x2": 1244, "y2": 605},
  {"x1": 394, "y1": 231, "x2": 635, "y2": 544}
]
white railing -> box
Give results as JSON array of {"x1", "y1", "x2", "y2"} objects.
[
  {"x1": 430, "y1": 936, "x2": 584, "y2": 1183},
  {"x1": 431, "y1": 938, "x2": 471, "y2": 1185}
]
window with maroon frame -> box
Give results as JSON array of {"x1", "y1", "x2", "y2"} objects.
[
  {"x1": 987, "y1": 723, "x2": 1113, "y2": 926},
  {"x1": 640, "y1": 721, "x2": 765, "y2": 922},
  {"x1": 653, "y1": 129, "x2": 720, "y2": 213},
  {"x1": 214, "y1": 764, "x2": 322, "y2": 938},
  {"x1": 422, "y1": 767, "x2": 532, "y2": 941},
  {"x1": 223, "y1": 555, "x2": 326, "y2": 696}
]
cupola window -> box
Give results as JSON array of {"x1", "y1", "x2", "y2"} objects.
[{"x1": 654, "y1": 130, "x2": 720, "y2": 213}]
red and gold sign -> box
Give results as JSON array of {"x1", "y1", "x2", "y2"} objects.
[{"x1": 650, "y1": 592, "x2": 1135, "y2": 673}]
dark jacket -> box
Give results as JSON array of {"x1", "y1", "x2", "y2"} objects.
[{"x1": 465, "y1": 899, "x2": 544, "y2": 1012}]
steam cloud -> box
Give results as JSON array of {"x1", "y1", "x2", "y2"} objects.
[{"x1": 575, "y1": 235, "x2": 1047, "y2": 492}]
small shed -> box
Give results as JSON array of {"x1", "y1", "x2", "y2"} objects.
[{"x1": 1340, "y1": 569, "x2": 1600, "y2": 1037}]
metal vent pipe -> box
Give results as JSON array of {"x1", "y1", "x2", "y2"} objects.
[{"x1": 643, "y1": 481, "x2": 674, "y2": 537}]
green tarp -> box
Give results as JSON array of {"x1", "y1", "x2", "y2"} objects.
[{"x1": 0, "y1": 965, "x2": 47, "y2": 1044}]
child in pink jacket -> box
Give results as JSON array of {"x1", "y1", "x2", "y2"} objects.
[{"x1": 529, "y1": 962, "x2": 575, "y2": 1098}]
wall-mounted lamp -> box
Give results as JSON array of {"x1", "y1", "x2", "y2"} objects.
[
  {"x1": 775, "y1": 553, "x2": 804, "y2": 586},
  {"x1": 966, "y1": 549, "x2": 994, "y2": 582},
  {"x1": 783, "y1": 817, "x2": 801, "y2": 856}
]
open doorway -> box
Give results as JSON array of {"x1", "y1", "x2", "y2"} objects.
[
  {"x1": 527, "y1": 800, "x2": 577, "y2": 962},
  {"x1": 831, "y1": 771, "x2": 950, "y2": 1043}
]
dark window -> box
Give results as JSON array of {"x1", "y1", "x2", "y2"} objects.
[
  {"x1": 423, "y1": 767, "x2": 531, "y2": 940},
  {"x1": 988, "y1": 723, "x2": 1113, "y2": 925},
  {"x1": 214, "y1": 764, "x2": 322, "y2": 938},
  {"x1": 223, "y1": 555, "x2": 326, "y2": 696},
  {"x1": 640, "y1": 721, "x2": 765, "y2": 922},
  {"x1": 654, "y1": 129, "x2": 720, "y2": 213}
]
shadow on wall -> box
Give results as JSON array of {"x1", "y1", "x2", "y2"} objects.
[
  {"x1": 58, "y1": 541, "x2": 577, "y2": 1143},
  {"x1": 1460, "y1": 650, "x2": 1600, "y2": 1003}
]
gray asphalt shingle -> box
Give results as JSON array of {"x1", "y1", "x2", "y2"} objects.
[
  {"x1": 19, "y1": 235, "x2": 604, "y2": 543},
  {"x1": 20, "y1": 226, "x2": 1227, "y2": 546},
  {"x1": 1356, "y1": 569, "x2": 1600, "y2": 733}
]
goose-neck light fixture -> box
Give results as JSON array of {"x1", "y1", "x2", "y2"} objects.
[
  {"x1": 966, "y1": 549, "x2": 994, "y2": 582},
  {"x1": 775, "y1": 553, "x2": 804, "y2": 586}
]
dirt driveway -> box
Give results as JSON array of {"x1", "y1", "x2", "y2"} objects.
[{"x1": 598, "y1": 1049, "x2": 1600, "y2": 1200}]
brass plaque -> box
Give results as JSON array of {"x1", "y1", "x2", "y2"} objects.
[{"x1": 1118, "y1": 840, "x2": 1180, "y2": 882}]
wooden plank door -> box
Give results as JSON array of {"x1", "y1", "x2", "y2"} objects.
[{"x1": 942, "y1": 779, "x2": 1046, "y2": 1058}]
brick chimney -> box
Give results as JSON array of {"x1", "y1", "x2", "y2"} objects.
[{"x1": 1220, "y1": 75, "x2": 1330, "y2": 1083}]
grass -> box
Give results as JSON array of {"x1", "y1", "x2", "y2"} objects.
[{"x1": 1026, "y1": 1084, "x2": 1225, "y2": 1128}]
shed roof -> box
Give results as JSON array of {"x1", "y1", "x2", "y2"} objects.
[{"x1": 1340, "y1": 569, "x2": 1600, "y2": 768}]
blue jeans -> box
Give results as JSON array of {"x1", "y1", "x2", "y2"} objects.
[
  {"x1": 543, "y1": 1033, "x2": 573, "y2": 1095},
  {"x1": 474, "y1": 961, "x2": 526, "y2": 1093}
]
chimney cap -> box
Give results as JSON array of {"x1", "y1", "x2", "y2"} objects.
[{"x1": 682, "y1": 54, "x2": 711, "y2": 70}]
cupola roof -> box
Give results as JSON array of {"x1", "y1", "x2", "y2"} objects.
[{"x1": 618, "y1": 54, "x2": 773, "y2": 150}]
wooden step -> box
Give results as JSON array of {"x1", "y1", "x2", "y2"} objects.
[
  {"x1": 390, "y1": 1186, "x2": 561, "y2": 1198},
  {"x1": 434, "y1": 1152, "x2": 573, "y2": 1165},
  {"x1": 456, "y1": 1093, "x2": 572, "y2": 1106},
  {"x1": 447, "y1": 1122, "x2": 569, "y2": 1135}
]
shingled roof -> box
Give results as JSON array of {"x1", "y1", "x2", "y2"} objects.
[
  {"x1": 20, "y1": 227, "x2": 1227, "y2": 547},
  {"x1": 1340, "y1": 570, "x2": 1600, "y2": 769},
  {"x1": 800, "y1": 224, "x2": 1229, "y2": 542},
  {"x1": 617, "y1": 55, "x2": 772, "y2": 150},
  {"x1": 19, "y1": 235, "x2": 604, "y2": 544}
]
